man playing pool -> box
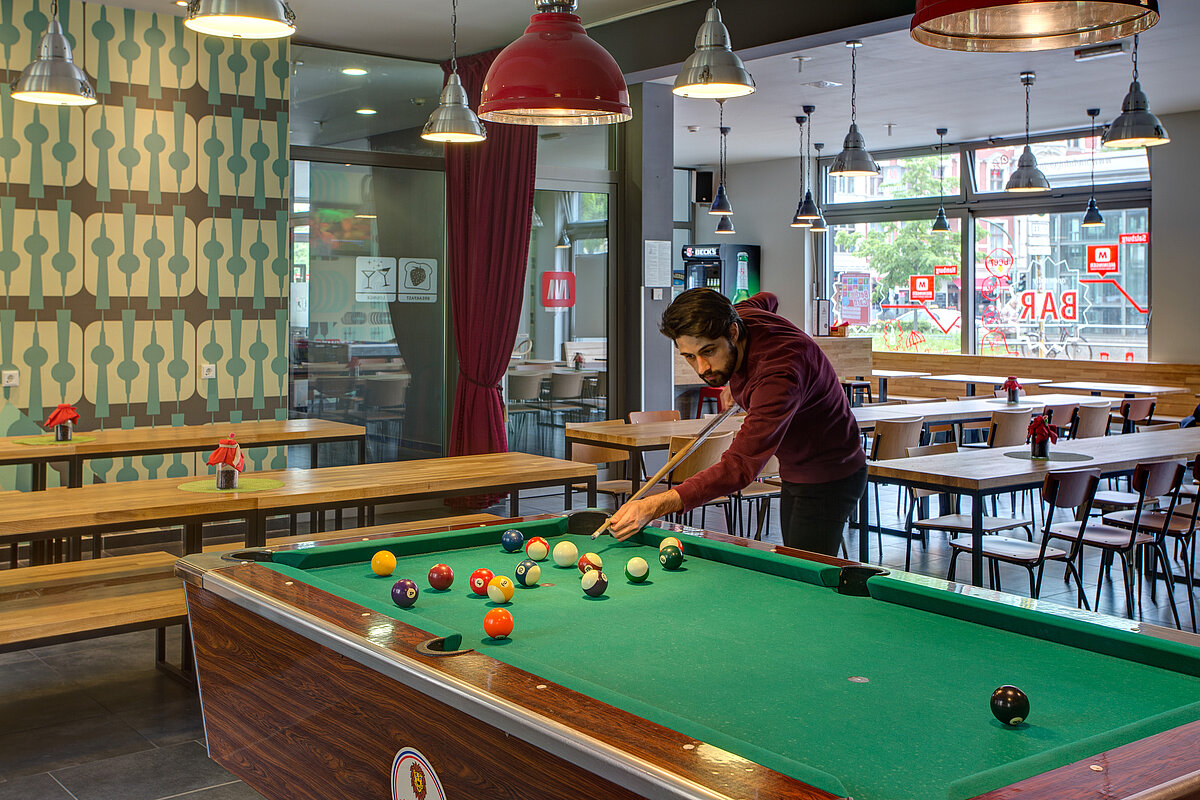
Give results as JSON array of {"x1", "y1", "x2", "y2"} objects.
[{"x1": 608, "y1": 288, "x2": 867, "y2": 555}]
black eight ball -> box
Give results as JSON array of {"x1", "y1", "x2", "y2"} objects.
[{"x1": 990, "y1": 685, "x2": 1030, "y2": 726}]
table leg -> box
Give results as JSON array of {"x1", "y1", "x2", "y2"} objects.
[
  {"x1": 310, "y1": 442, "x2": 319, "y2": 469},
  {"x1": 33, "y1": 463, "x2": 46, "y2": 491},
  {"x1": 970, "y1": 497, "x2": 985, "y2": 587},
  {"x1": 357, "y1": 436, "x2": 366, "y2": 464},
  {"x1": 587, "y1": 477, "x2": 597, "y2": 508},
  {"x1": 879, "y1": 378, "x2": 888, "y2": 403},
  {"x1": 247, "y1": 512, "x2": 266, "y2": 548},
  {"x1": 966, "y1": 385, "x2": 977, "y2": 397},
  {"x1": 858, "y1": 486, "x2": 871, "y2": 563},
  {"x1": 509, "y1": 492, "x2": 520, "y2": 516},
  {"x1": 183, "y1": 522, "x2": 203, "y2": 554},
  {"x1": 69, "y1": 456, "x2": 83, "y2": 488}
]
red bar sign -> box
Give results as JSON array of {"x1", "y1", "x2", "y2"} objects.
[
  {"x1": 934, "y1": 265, "x2": 958, "y2": 276},
  {"x1": 1119, "y1": 232, "x2": 1149, "y2": 244},
  {"x1": 541, "y1": 271, "x2": 575, "y2": 308},
  {"x1": 909, "y1": 275, "x2": 935, "y2": 302}
]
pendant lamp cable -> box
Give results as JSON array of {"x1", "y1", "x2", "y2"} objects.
[
  {"x1": 1024, "y1": 78, "x2": 1031, "y2": 147},
  {"x1": 850, "y1": 44, "x2": 858, "y2": 126},
  {"x1": 805, "y1": 110, "x2": 813, "y2": 189},
  {"x1": 718, "y1": 99, "x2": 728, "y2": 193},
  {"x1": 50, "y1": 0, "x2": 58, "y2": 18},
  {"x1": 938, "y1": 129, "x2": 945, "y2": 198},
  {"x1": 450, "y1": 0, "x2": 458, "y2": 74},
  {"x1": 797, "y1": 116, "x2": 805, "y2": 195},
  {"x1": 1131, "y1": 34, "x2": 1139, "y2": 82},
  {"x1": 1089, "y1": 115, "x2": 1096, "y2": 191}
]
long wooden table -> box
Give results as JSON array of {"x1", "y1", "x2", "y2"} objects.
[
  {"x1": 867, "y1": 427, "x2": 1200, "y2": 587},
  {"x1": 1, "y1": 453, "x2": 596, "y2": 562},
  {"x1": 1040, "y1": 380, "x2": 1189, "y2": 398},
  {"x1": 0, "y1": 419, "x2": 367, "y2": 490},
  {"x1": 920, "y1": 373, "x2": 1049, "y2": 396}
]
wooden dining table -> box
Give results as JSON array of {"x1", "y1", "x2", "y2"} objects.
[
  {"x1": 866, "y1": 427, "x2": 1200, "y2": 587},
  {"x1": 1039, "y1": 380, "x2": 1189, "y2": 398},
  {"x1": 2, "y1": 453, "x2": 596, "y2": 563},
  {"x1": 920, "y1": 373, "x2": 1049, "y2": 396},
  {"x1": 0, "y1": 418, "x2": 367, "y2": 491}
]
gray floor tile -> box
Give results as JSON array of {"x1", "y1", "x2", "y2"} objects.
[
  {"x1": 0, "y1": 772, "x2": 74, "y2": 800},
  {"x1": 35, "y1": 637, "x2": 194, "y2": 714},
  {"x1": 52, "y1": 741, "x2": 234, "y2": 800},
  {"x1": 0, "y1": 651, "x2": 36, "y2": 666},
  {"x1": 0, "y1": 660, "x2": 110, "y2": 736},
  {"x1": 0, "y1": 713, "x2": 152, "y2": 779},
  {"x1": 115, "y1": 696, "x2": 205, "y2": 747},
  {"x1": 171, "y1": 781, "x2": 269, "y2": 799}
]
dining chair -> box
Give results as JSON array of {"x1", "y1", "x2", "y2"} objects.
[
  {"x1": 867, "y1": 417, "x2": 925, "y2": 561},
  {"x1": 1117, "y1": 397, "x2": 1157, "y2": 434},
  {"x1": 1071, "y1": 401, "x2": 1113, "y2": 439},
  {"x1": 1040, "y1": 401, "x2": 1079, "y2": 439},
  {"x1": 638, "y1": 432, "x2": 735, "y2": 531},
  {"x1": 733, "y1": 455, "x2": 781, "y2": 540},
  {"x1": 946, "y1": 468, "x2": 1097, "y2": 608},
  {"x1": 628, "y1": 409, "x2": 682, "y2": 478},
  {"x1": 566, "y1": 442, "x2": 636, "y2": 508}
]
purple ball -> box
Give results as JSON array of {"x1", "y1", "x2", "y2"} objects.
[{"x1": 391, "y1": 578, "x2": 419, "y2": 608}]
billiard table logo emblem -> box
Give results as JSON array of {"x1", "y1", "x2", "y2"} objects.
[{"x1": 392, "y1": 747, "x2": 445, "y2": 800}]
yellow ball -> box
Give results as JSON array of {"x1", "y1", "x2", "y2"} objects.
[
  {"x1": 487, "y1": 575, "x2": 515, "y2": 604},
  {"x1": 370, "y1": 550, "x2": 397, "y2": 577},
  {"x1": 659, "y1": 536, "x2": 683, "y2": 553},
  {"x1": 552, "y1": 540, "x2": 579, "y2": 568}
]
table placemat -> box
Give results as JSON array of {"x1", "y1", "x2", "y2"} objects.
[
  {"x1": 13, "y1": 434, "x2": 98, "y2": 446},
  {"x1": 1003, "y1": 451, "x2": 1094, "y2": 462},
  {"x1": 178, "y1": 478, "x2": 285, "y2": 493}
]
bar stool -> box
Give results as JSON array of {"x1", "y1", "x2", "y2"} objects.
[{"x1": 695, "y1": 386, "x2": 723, "y2": 418}]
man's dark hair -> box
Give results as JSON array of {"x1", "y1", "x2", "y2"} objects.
[{"x1": 659, "y1": 287, "x2": 742, "y2": 341}]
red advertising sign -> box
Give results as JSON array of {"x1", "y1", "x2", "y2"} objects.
[
  {"x1": 1119, "y1": 232, "x2": 1149, "y2": 245},
  {"x1": 836, "y1": 272, "x2": 872, "y2": 326},
  {"x1": 1086, "y1": 245, "x2": 1119, "y2": 276},
  {"x1": 541, "y1": 271, "x2": 575, "y2": 308},
  {"x1": 909, "y1": 275, "x2": 935, "y2": 302},
  {"x1": 934, "y1": 265, "x2": 958, "y2": 276}
]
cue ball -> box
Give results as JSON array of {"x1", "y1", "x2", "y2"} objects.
[
  {"x1": 483, "y1": 608, "x2": 514, "y2": 639},
  {"x1": 514, "y1": 559, "x2": 541, "y2": 587},
  {"x1": 990, "y1": 685, "x2": 1030, "y2": 726},
  {"x1": 659, "y1": 544, "x2": 683, "y2": 570},
  {"x1": 391, "y1": 579, "x2": 418, "y2": 608},
  {"x1": 581, "y1": 570, "x2": 608, "y2": 597},
  {"x1": 427, "y1": 563, "x2": 454, "y2": 591},
  {"x1": 487, "y1": 575, "x2": 515, "y2": 604},
  {"x1": 577, "y1": 552, "x2": 603, "y2": 573},
  {"x1": 552, "y1": 540, "x2": 579, "y2": 568},
  {"x1": 469, "y1": 568, "x2": 495, "y2": 596},
  {"x1": 500, "y1": 528, "x2": 525, "y2": 553},
  {"x1": 624, "y1": 556, "x2": 650, "y2": 583},
  {"x1": 370, "y1": 550, "x2": 396, "y2": 577},
  {"x1": 525, "y1": 536, "x2": 550, "y2": 561},
  {"x1": 659, "y1": 536, "x2": 683, "y2": 553}
]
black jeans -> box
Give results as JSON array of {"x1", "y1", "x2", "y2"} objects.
[{"x1": 779, "y1": 465, "x2": 868, "y2": 556}]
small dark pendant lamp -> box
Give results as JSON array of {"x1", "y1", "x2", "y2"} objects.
[
  {"x1": 709, "y1": 100, "x2": 734, "y2": 216},
  {"x1": 932, "y1": 127, "x2": 951, "y2": 233},
  {"x1": 1082, "y1": 108, "x2": 1105, "y2": 227}
]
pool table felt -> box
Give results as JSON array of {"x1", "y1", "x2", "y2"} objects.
[{"x1": 265, "y1": 521, "x2": 1200, "y2": 800}]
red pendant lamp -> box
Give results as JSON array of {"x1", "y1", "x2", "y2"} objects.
[
  {"x1": 479, "y1": 0, "x2": 632, "y2": 126},
  {"x1": 911, "y1": 0, "x2": 1159, "y2": 53}
]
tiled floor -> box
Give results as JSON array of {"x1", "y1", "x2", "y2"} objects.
[{"x1": 2, "y1": 482, "x2": 1194, "y2": 798}]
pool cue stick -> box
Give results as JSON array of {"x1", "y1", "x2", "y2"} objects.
[{"x1": 591, "y1": 404, "x2": 742, "y2": 539}]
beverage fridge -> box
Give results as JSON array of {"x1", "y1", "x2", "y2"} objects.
[{"x1": 676, "y1": 244, "x2": 761, "y2": 302}]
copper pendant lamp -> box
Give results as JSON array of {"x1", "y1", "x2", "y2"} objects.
[{"x1": 911, "y1": 0, "x2": 1159, "y2": 53}]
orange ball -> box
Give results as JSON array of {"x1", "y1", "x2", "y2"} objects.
[
  {"x1": 370, "y1": 550, "x2": 396, "y2": 577},
  {"x1": 484, "y1": 607, "x2": 514, "y2": 640}
]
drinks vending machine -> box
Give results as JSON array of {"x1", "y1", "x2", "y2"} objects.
[{"x1": 676, "y1": 244, "x2": 761, "y2": 301}]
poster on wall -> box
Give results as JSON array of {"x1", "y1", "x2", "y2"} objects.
[
  {"x1": 836, "y1": 272, "x2": 872, "y2": 325},
  {"x1": 397, "y1": 259, "x2": 439, "y2": 304},
  {"x1": 356, "y1": 257, "x2": 398, "y2": 302}
]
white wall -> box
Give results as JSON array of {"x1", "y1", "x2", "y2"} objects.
[
  {"x1": 697, "y1": 156, "x2": 814, "y2": 330},
  {"x1": 1149, "y1": 110, "x2": 1200, "y2": 364}
]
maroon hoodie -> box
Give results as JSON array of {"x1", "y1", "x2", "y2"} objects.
[{"x1": 674, "y1": 292, "x2": 866, "y2": 512}]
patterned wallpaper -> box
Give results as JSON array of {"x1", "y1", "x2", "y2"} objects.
[{"x1": 0, "y1": 0, "x2": 289, "y2": 488}]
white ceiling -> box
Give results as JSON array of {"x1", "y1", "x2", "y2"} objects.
[{"x1": 110, "y1": 0, "x2": 1200, "y2": 165}]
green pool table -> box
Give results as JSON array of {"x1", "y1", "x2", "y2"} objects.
[{"x1": 177, "y1": 513, "x2": 1200, "y2": 800}]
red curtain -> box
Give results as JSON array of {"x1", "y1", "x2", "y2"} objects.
[{"x1": 444, "y1": 50, "x2": 537, "y2": 468}]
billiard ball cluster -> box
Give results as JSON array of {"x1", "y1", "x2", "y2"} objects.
[{"x1": 374, "y1": 533, "x2": 688, "y2": 642}]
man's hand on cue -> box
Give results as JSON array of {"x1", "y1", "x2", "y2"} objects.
[{"x1": 608, "y1": 490, "x2": 684, "y2": 541}]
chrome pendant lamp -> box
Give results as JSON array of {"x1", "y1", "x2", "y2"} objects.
[
  {"x1": 479, "y1": 0, "x2": 632, "y2": 126},
  {"x1": 555, "y1": 230, "x2": 572, "y2": 249},
  {"x1": 709, "y1": 100, "x2": 734, "y2": 216},
  {"x1": 809, "y1": 142, "x2": 828, "y2": 234},
  {"x1": 422, "y1": 0, "x2": 486, "y2": 143},
  {"x1": 1102, "y1": 34, "x2": 1169, "y2": 149},
  {"x1": 911, "y1": 0, "x2": 1159, "y2": 53},
  {"x1": 1005, "y1": 72, "x2": 1050, "y2": 193},
  {"x1": 830, "y1": 41, "x2": 879, "y2": 178},
  {"x1": 11, "y1": 0, "x2": 96, "y2": 106},
  {"x1": 673, "y1": 1, "x2": 755, "y2": 99},
  {"x1": 183, "y1": 0, "x2": 296, "y2": 39},
  {"x1": 932, "y1": 127, "x2": 951, "y2": 233},
  {"x1": 1082, "y1": 108, "x2": 1105, "y2": 227},
  {"x1": 789, "y1": 115, "x2": 812, "y2": 228}
]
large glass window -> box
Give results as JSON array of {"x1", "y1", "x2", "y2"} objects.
[
  {"x1": 972, "y1": 136, "x2": 1148, "y2": 193},
  {"x1": 829, "y1": 152, "x2": 961, "y2": 205}
]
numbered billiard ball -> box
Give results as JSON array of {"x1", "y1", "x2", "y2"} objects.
[
  {"x1": 525, "y1": 536, "x2": 550, "y2": 561},
  {"x1": 659, "y1": 544, "x2": 683, "y2": 570},
  {"x1": 371, "y1": 551, "x2": 397, "y2": 577},
  {"x1": 552, "y1": 540, "x2": 579, "y2": 568},
  {"x1": 990, "y1": 685, "x2": 1030, "y2": 726},
  {"x1": 500, "y1": 528, "x2": 524, "y2": 553},
  {"x1": 487, "y1": 575, "x2": 515, "y2": 604},
  {"x1": 469, "y1": 568, "x2": 495, "y2": 596},
  {"x1": 659, "y1": 536, "x2": 683, "y2": 553},
  {"x1": 427, "y1": 563, "x2": 454, "y2": 591},
  {"x1": 577, "y1": 552, "x2": 603, "y2": 573},
  {"x1": 483, "y1": 608, "x2": 513, "y2": 640},
  {"x1": 624, "y1": 556, "x2": 649, "y2": 583},
  {"x1": 514, "y1": 559, "x2": 541, "y2": 587},
  {"x1": 391, "y1": 579, "x2": 419, "y2": 608},
  {"x1": 581, "y1": 570, "x2": 608, "y2": 597}
]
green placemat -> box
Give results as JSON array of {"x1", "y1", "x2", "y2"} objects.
[
  {"x1": 13, "y1": 434, "x2": 98, "y2": 446},
  {"x1": 1004, "y1": 451, "x2": 1094, "y2": 462},
  {"x1": 178, "y1": 477, "x2": 285, "y2": 493}
]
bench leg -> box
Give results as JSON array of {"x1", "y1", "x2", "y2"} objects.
[{"x1": 155, "y1": 624, "x2": 196, "y2": 687}]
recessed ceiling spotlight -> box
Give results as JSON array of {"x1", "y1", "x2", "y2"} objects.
[
  {"x1": 342, "y1": 67, "x2": 367, "y2": 76},
  {"x1": 801, "y1": 80, "x2": 841, "y2": 89},
  {"x1": 687, "y1": 125, "x2": 701, "y2": 133},
  {"x1": 356, "y1": 108, "x2": 377, "y2": 115},
  {"x1": 792, "y1": 55, "x2": 813, "y2": 73},
  {"x1": 1074, "y1": 41, "x2": 1127, "y2": 61}
]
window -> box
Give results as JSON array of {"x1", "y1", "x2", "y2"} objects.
[
  {"x1": 972, "y1": 136, "x2": 1148, "y2": 193},
  {"x1": 828, "y1": 151, "x2": 961, "y2": 205}
]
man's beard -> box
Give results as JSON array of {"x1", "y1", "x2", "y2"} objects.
[{"x1": 700, "y1": 343, "x2": 738, "y2": 386}]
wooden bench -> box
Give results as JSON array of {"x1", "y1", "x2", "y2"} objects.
[{"x1": 0, "y1": 551, "x2": 191, "y2": 682}]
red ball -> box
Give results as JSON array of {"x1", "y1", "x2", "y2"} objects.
[
  {"x1": 469, "y1": 568, "x2": 495, "y2": 596},
  {"x1": 428, "y1": 563, "x2": 454, "y2": 591},
  {"x1": 577, "y1": 552, "x2": 603, "y2": 574},
  {"x1": 483, "y1": 607, "x2": 514, "y2": 639}
]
